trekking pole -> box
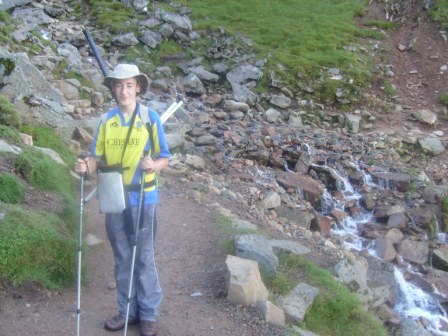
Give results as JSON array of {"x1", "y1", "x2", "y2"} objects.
[
  {"x1": 123, "y1": 157, "x2": 147, "y2": 336},
  {"x1": 76, "y1": 170, "x2": 85, "y2": 336},
  {"x1": 83, "y1": 28, "x2": 119, "y2": 105}
]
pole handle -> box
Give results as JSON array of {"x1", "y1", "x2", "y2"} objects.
[{"x1": 83, "y1": 28, "x2": 119, "y2": 104}]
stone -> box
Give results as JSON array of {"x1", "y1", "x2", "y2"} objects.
[
  {"x1": 397, "y1": 239, "x2": 429, "y2": 264},
  {"x1": 279, "y1": 283, "x2": 319, "y2": 322},
  {"x1": 225, "y1": 255, "x2": 268, "y2": 306},
  {"x1": 256, "y1": 300, "x2": 285, "y2": 326},
  {"x1": 185, "y1": 154, "x2": 206, "y2": 170},
  {"x1": 235, "y1": 234, "x2": 278, "y2": 276},
  {"x1": 375, "y1": 236, "x2": 396, "y2": 262},
  {"x1": 432, "y1": 246, "x2": 448, "y2": 272}
]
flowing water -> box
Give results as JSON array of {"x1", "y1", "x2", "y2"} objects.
[
  {"x1": 250, "y1": 149, "x2": 448, "y2": 334},
  {"x1": 326, "y1": 163, "x2": 448, "y2": 335}
]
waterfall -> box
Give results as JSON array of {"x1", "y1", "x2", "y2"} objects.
[
  {"x1": 320, "y1": 162, "x2": 448, "y2": 335},
  {"x1": 394, "y1": 267, "x2": 448, "y2": 336},
  {"x1": 433, "y1": 214, "x2": 448, "y2": 243}
]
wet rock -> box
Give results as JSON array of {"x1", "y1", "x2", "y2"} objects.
[
  {"x1": 397, "y1": 239, "x2": 429, "y2": 264},
  {"x1": 432, "y1": 246, "x2": 448, "y2": 271}
]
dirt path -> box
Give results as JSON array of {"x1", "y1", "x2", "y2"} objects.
[{"x1": 0, "y1": 180, "x2": 285, "y2": 336}]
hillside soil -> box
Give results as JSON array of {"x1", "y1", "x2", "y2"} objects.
[{"x1": 1, "y1": 2, "x2": 448, "y2": 336}]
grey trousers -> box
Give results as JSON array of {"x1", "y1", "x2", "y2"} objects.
[{"x1": 105, "y1": 204, "x2": 162, "y2": 322}]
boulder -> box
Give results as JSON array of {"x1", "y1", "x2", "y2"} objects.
[{"x1": 225, "y1": 255, "x2": 268, "y2": 306}]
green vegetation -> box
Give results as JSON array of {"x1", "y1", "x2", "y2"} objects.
[
  {"x1": 20, "y1": 125, "x2": 76, "y2": 165},
  {"x1": 53, "y1": 59, "x2": 69, "y2": 79},
  {"x1": 187, "y1": 0, "x2": 372, "y2": 91},
  {"x1": 0, "y1": 95, "x2": 22, "y2": 129},
  {"x1": 0, "y1": 126, "x2": 80, "y2": 289},
  {"x1": 0, "y1": 204, "x2": 77, "y2": 288},
  {"x1": 86, "y1": 0, "x2": 145, "y2": 34},
  {"x1": 430, "y1": 0, "x2": 448, "y2": 30},
  {"x1": 0, "y1": 10, "x2": 14, "y2": 47},
  {"x1": 0, "y1": 173, "x2": 24, "y2": 204},
  {"x1": 0, "y1": 125, "x2": 23, "y2": 145},
  {"x1": 356, "y1": 28, "x2": 385, "y2": 40},
  {"x1": 442, "y1": 196, "x2": 448, "y2": 213},
  {"x1": 439, "y1": 91, "x2": 448, "y2": 107},
  {"x1": 65, "y1": 71, "x2": 95, "y2": 89},
  {"x1": 265, "y1": 254, "x2": 387, "y2": 336},
  {"x1": 14, "y1": 147, "x2": 74, "y2": 197},
  {"x1": 363, "y1": 20, "x2": 398, "y2": 30}
]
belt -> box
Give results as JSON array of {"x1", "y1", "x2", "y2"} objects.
[{"x1": 125, "y1": 180, "x2": 156, "y2": 192}]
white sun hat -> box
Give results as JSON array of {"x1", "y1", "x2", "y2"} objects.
[{"x1": 103, "y1": 64, "x2": 150, "y2": 94}]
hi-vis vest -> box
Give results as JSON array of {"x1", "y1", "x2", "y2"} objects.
[{"x1": 94, "y1": 105, "x2": 161, "y2": 194}]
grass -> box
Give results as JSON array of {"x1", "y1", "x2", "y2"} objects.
[
  {"x1": 0, "y1": 173, "x2": 24, "y2": 204},
  {"x1": 0, "y1": 10, "x2": 15, "y2": 48},
  {"x1": 430, "y1": 0, "x2": 448, "y2": 30},
  {"x1": 0, "y1": 204, "x2": 78, "y2": 289},
  {"x1": 14, "y1": 147, "x2": 74, "y2": 198},
  {"x1": 187, "y1": 0, "x2": 371, "y2": 87},
  {"x1": 264, "y1": 254, "x2": 388, "y2": 336},
  {"x1": 65, "y1": 71, "x2": 95, "y2": 89},
  {"x1": 85, "y1": 0, "x2": 145, "y2": 34},
  {"x1": 439, "y1": 91, "x2": 448, "y2": 107},
  {"x1": 363, "y1": 20, "x2": 398, "y2": 30},
  {"x1": 216, "y1": 214, "x2": 259, "y2": 255},
  {"x1": 19, "y1": 125, "x2": 77, "y2": 166},
  {"x1": 0, "y1": 125, "x2": 23, "y2": 145},
  {"x1": 0, "y1": 95, "x2": 22, "y2": 129}
]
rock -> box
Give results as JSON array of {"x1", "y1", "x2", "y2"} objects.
[
  {"x1": 234, "y1": 234, "x2": 278, "y2": 276},
  {"x1": 269, "y1": 95, "x2": 291, "y2": 109},
  {"x1": 160, "y1": 11, "x2": 193, "y2": 31},
  {"x1": 334, "y1": 256, "x2": 368, "y2": 293},
  {"x1": 0, "y1": 0, "x2": 33, "y2": 11},
  {"x1": 418, "y1": 136, "x2": 445, "y2": 155},
  {"x1": 189, "y1": 66, "x2": 219, "y2": 82},
  {"x1": 270, "y1": 240, "x2": 311, "y2": 255},
  {"x1": 274, "y1": 205, "x2": 315, "y2": 229},
  {"x1": 397, "y1": 318, "x2": 432, "y2": 336},
  {"x1": 257, "y1": 191, "x2": 281, "y2": 210},
  {"x1": 432, "y1": 246, "x2": 448, "y2": 272},
  {"x1": 311, "y1": 215, "x2": 332, "y2": 237},
  {"x1": 375, "y1": 236, "x2": 396, "y2": 261},
  {"x1": 225, "y1": 255, "x2": 268, "y2": 306},
  {"x1": 279, "y1": 283, "x2": 319, "y2": 322},
  {"x1": 185, "y1": 154, "x2": 206, "y2": 170},
  {"x1": 256, "y1": 300, "x2": 285, "y2": 326},
  {"x1": 264, "y1": 108, "x2": 280, "y2": 123},
  {"x1": 412, "y1": 109, "x2": 437, "y2": 125},
  {"x1": 344, "y1": 113, "x2": 361, "y2": 133},
  {"x1": 222, "y1": 100, "x2": 249, "y2": 112},
  {"x1": 111, "y1": 32, "x2": 140, "y2": 46},
  {"x1": 0, "y1": 140, "x2": 22, "y2": 155},
  {"x1": 181, "y1": 73, "x2": 206, "y2": 95},
  {"x1": 230, "y1": 218, "x2": 258, "y2": 232},
  {"x1": 226, "y1": 65, "x2": 263, "y2": 85},
  {"x1": 397, "y1": 239, "x2": 429, "y2": 264},
  {"x1": 138, "y1": 29, "x2": 162, "y2": 49},
  {"x1": 276, "y1": 171, "x2": 325, "y2": 207}
]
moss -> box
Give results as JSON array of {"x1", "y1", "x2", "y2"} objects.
[
  {"x1": 0, "y1": 58, "x2": 16, "y2": 76},
  {"x1": 0, "y1": 95, "x2": 22, "y2": 129}
]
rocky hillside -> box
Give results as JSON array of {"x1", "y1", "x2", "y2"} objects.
[{"x1": 1, "y1": 0, "x2": 448, "y2": 335}]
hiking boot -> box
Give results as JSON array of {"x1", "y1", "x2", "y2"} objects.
[
  {"x1": 140, "y1": 320, "x2": 157, "y2": 336},
  {"x1": 104, "y1": 313, "x2": 139, "y2": 331}
]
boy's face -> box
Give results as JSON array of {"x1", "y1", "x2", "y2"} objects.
[{"x1": 112, "y1": 77, "x2": 141, "y2": 108}]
